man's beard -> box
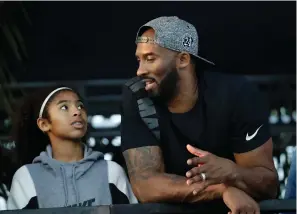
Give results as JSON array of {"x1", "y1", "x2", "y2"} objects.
[{"x1": 150, "y1": 67, "x2": 180, "y2": 104}]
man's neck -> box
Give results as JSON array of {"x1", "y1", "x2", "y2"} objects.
[
  {"x1": 168, "y1": 68, "x2": 198, "y2": 113},
  {"x1": 49, "y1": 136, "x2": 84, "y2": 162}
]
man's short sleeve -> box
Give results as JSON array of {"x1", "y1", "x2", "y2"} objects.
[
  {"x1": 120, "y1": 81, "x2": 160, "y2": 152},
  {"x1": 230, "y1": 78, "x2": 271, "y2": 153}
]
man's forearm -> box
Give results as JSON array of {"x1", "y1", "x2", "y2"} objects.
[
  {"x1": 132, "y1": 172, "x2": 226, "y2": 203},
  {"x1": 230, "y1": 165, "x2": 279, "y2": 200}
]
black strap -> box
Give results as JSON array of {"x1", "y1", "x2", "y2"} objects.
[{"x1": 125, "y1": 77, "x2": 160, "y2": 140}]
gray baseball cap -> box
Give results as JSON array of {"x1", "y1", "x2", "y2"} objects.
[{"x1": 136, "y1": 16, "x2": 214, "y2": 65}]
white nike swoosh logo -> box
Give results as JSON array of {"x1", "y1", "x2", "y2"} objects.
[{"x1": 246, "y1": 124, "x2": 263, "y2": 141}]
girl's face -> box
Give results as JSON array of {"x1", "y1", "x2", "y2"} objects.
[{"x1": 38, "y1": 90, "x2": 88, "y2": 141}]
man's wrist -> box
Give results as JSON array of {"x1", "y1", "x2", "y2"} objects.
[{"x1": 227, "y1": 161, "x2": 241, "y2": 185}]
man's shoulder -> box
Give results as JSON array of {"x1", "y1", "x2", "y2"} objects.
[
  {"x1": 203, "y1": 68, "x2": 248, "y2": 89},
  {"x1": 202, "y1": 68, "x2": 251, "y2": 100},
  {"x1": 201, "y1": 68, "x2": 255, "y2": 114}
]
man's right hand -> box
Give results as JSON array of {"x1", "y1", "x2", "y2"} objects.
[{"x1": 223, "y1": 186, "x2": 260, "y2": 214}]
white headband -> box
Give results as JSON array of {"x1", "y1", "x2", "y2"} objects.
[{"x1": 38, "y1": 87, "x2": 72, "y2": 118}]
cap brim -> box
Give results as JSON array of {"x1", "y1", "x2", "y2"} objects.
[{"x1": 194, "y1": 54, "x2": 215, "y2": 66}]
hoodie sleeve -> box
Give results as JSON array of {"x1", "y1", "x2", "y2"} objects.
[
  {"x1": 107, "y1": 161, "x2": 138, "y2": 204},
  {"x1": 7, "y1": 165, "x2": 39, "y2": 209}
]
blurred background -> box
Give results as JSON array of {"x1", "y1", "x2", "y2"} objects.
[{"x1": 0, "y1": 1, "x2": 295, "y2": 207}]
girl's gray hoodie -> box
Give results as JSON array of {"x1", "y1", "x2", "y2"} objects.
[{"x1": 7, "y1": 145, "x2": 137, "y2": 209}]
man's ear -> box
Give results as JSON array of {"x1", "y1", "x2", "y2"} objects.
[
  {"x1": 177, "y1": 52, "x2": 191, "y2": 69},
  {"x1": 37, "y1": 118, "x2": 51, "y2": 133}
]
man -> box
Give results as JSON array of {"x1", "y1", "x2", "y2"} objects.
[{"x1": 121, "y1": 16, "x2": 279, "y2": 213}]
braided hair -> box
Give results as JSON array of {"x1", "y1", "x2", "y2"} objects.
[{"x1": 11, "y1": 86, "x2": 87, "y2": 166}]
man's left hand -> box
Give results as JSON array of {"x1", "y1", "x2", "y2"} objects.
[{"x1": 186, "y1": 144, "x2": 238, "y2": 186}]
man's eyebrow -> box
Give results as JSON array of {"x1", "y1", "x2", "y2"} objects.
[{"x1": 135, "y1": 52, "x2": 159, "y2": 58}]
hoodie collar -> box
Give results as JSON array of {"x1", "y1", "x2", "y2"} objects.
[{"x1": 32, "y1": 144, "x2": 104, "y2": 178}]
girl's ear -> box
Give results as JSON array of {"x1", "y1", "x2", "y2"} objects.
[{"x1": 37, "y1": 118, "x2": 51, "y2": 133}]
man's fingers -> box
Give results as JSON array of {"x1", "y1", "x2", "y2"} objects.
[
  {"x1": 239, "y1": 204, "x2": 258, "y2": 214},
  {"x1": 229, "y1": 204, "x2": 259, "y2": 214},
  {"x1": 186, "y1": 166, "x2": 201, "y2": 178},
  {"x1": 186, "y1": 144, "x2": 207, "y2": 156},
  {"x1": 230, "y1": 209, "x2": 239, "y2": 214},
  {"x1": 192, "y1": 182, "x2": 208, "y2": 195},
  {"x1": 187, "y1": 156, "x2": 209, "y2": 165},
  {"x1": 254, "y1": 204, "x2": 260, "y2": 214},
  {"x1": 248, "y1": 206, "x2": 258, "y2": 214},
  {"x1": 186, "y1": 175, "x2": 202, "y2": 185},
  {"x1": 186, "y1": 164, "x2": 208, "y2": 178},
  {"x1": 246, "y1": 209, "x2": 254, "y2": 214}
]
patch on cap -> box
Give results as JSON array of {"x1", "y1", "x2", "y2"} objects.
[
  {"x1": 182, "y1": 33, "x2": 194, "y2": 48},
  {"x1": 136, "y1": 36, "x2": 155, "y2": 44}
]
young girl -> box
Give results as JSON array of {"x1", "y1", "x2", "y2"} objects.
[{"x1": 7, "y1": 87, "x2": 137, "y2": 209}]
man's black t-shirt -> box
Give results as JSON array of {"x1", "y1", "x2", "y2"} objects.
[{"x1": 120, "y1": 69, "x2": 271, "y2": 197}]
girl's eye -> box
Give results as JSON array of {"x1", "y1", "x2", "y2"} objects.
[{"x1": 61, "y1": 105, "x2": 68, "y2": 110}]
